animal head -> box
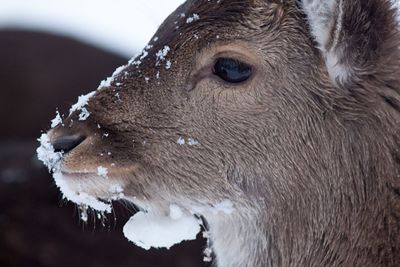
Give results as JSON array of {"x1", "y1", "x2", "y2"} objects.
[{"x1": 38, "y1": 0, "x2": 400, "y2": 266}]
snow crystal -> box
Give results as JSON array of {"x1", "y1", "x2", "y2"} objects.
[
  {"x1": 156, "y1": 45, "x2": 170, "y2": 62},
  {"x1": 177, "y1": 137, "x2": 200, "y2": 146},
  {"x1": 177, "y1": 136, "x2": 185, "y2": 145},
  {"x1": 110, "y1": 184, "x2": 125, "y2": 200},
  {"x1": 78, "y1": 108, "x2": 90, "y2": 120},
  {"x1": 97, "y1": 166, "x2": 108, "y2": 178},
  {"x1": 80, "y1": 208, "x2": 88, "y2": 222},
  {"x1": 186, "y1": 13, "x2": 200, "y2": 24},
  {"x1": 99, "y1": 65, "x2": 127, "y2": 89},
  {"x1": 36, "y1": 133, "x2": 63, "y2": 172},
  {"x1": 187, "y1": 138, "x2": 199, "y2": 146},
  {"x1": 51, "y1": 111, "x2": 63, "y2": 128},
  {"x1": 123, "y1": 205, "x2": 201, "y2": 250},
  {"x1": 203, "y1": 247, "x2": 213, "y2": 262},
  {"x1": 165, "y1": 60, "x2": 172, "y2": 69},
  {"x1": 115, "y1": 92, "x2": 122, "y2": 101},
  {"x1": 69, "y1": 91, "x2": 96, "y2": 121},
  {"x1": 140, "y1": 50, "x2": 149, "y2": 60},
  {"x1": 130, "y1": 44, "x2": 153, "y2": 66}
]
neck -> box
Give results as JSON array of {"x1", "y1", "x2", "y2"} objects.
[{"x1": 205, "y1": 209, "x2": 270, "y2": 267}]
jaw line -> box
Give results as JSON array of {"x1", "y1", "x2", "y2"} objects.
[{"x1": 53, "y1": 172, "x2": 113, "y2": 213}]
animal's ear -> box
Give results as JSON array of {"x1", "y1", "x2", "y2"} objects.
[{"x1": 301, "y1": 0, "x2": 400, "y2": 86}]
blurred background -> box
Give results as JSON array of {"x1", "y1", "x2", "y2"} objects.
[{"x1": 0, "y1": 0, "x2": 209, "y2": 266}]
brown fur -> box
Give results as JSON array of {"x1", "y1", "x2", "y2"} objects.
[{"x1": 47, "y1": 0, "x2": 400, "y2": 266}]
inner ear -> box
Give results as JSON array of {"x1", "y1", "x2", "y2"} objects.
[{"x1": 301, "y1": 0, "x2": 400, "y2": 87}]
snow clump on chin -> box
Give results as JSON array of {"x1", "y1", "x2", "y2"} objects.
[{"x1": 123, "y1": 204, "x2": 201, "y2": 250}]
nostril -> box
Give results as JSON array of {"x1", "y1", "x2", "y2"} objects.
[{"x1": 51, "y1": 135, "x2": 86, "y2": 153}]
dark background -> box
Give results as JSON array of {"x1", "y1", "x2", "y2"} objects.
[{"x1": 0, "y1": 29, "x2": 208, "y2": 267}]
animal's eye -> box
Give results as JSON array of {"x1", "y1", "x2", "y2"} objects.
[{"x1": 213, "y1": 58, "x2": 253, "y2": 83}]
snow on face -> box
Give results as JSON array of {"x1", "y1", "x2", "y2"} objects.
[
  {"x1": 37, "y1": 133, "x2": 234, "y2": 253},
  {"x1": 97, "y1": 166, "x2": 108, "y2": 178},
  {"x1": 69, "y1": 91, "x2": 96, "y2": 120},
  {"x1": 155, "y1": 45, "x2": 170, "y2": 62},
  {"x1": 53, "y1": 172, "x2": 112, "y2": 213},
  {"x1": 110, "y1": 184, "x2": 125, "y2": 200},
  {"x1": 51, "y1": 111, "x2": 63, "y2": 128},
  {"x1": 123, "y1": 205, "x2": 201, "y2": 250},
  {"x1": 36, "y1": 133, "x2": 63, "y2": 172},
  {"x1": 98, "y1": 65, "x2": 128, "y2": 89},
  {"x1": 186, "y1": 13, "x2": 200, "y2": 24},
  {"x1": 36, "y1": 134, "x2": 113, "y2": 213}
]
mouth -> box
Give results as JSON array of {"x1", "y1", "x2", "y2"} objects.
[
  {"x1": 53, "y1": 172, "x2": 114, "y2": 214},
  {"x1": 37, "y1": 133, "x2": 215, "y2": 256}
]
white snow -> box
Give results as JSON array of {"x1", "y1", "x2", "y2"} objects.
[
  {"x1": 187, "y1": 138, "x2": 199, "y2": 146},
  {"x1": 37, "y1": 134, "x2": 112, "y2": 213},
  {"x1": 123, "y1": 205, "x2": 201, "y2": 250},
  {"x1": 97, "y1": 166, "x2": 108, "y2": 178},
  {"x1": 203, "y1": 247, "x2": 213, "y2": 262},
  {"x1": 177, "y1": 136, "x2": 185, "y2": 145},
  {"x1": 99, "y1": 65, "x2": 127, "y2": 89},
  {"x1": 177, "y1": 137, "x2": 200, "y2": 146},
  {"x1": 50, "y1": 111, "x2": 63, "y2": 128},
  {"x1": 69, "y1": 91, "x2": 96, "y2": 120},
  {"x1": 53, "y1": 172, "x2": 112, "y2": 213},
  {"x1": 186, "y1": 13, "x2": 200, "y2": 24},
  {"x1": 36, "y1": 133, "x2": 63, "y2": 172},
  {"x1": 80, "y1": 208, "x2": 88, "y2": 222},
  {"x1": 156, "y1": 45, "x2": 171, "y2": 62},
  {"x1": 110, "y1": 184, "x2": 125, "y2": 200},
  {"x1": 165, "y1": 60, "x2": 172, "y2": 69}
]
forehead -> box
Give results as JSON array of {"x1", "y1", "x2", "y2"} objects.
[
  {"x1": 153, "y1": 0, "x2": 284, "y2": 50},
  {"x1": 109, "y1": 0, "x2": 289, "y2": 87}
]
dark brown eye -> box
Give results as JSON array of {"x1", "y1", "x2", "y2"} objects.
[{"x1": 213, "y1": 58, "x2": 253, "y2": 83}]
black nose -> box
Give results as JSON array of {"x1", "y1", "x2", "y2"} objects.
[{"x1": 51, "y1": 135, "x2": 86, "y2": 153}]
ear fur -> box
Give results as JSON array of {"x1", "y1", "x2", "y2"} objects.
[{"x1": 301, "y1": 0, "x2": 400, "y2": 87}]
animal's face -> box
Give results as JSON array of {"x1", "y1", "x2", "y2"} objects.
[
  {"x1": 45, "y1": 0, "x2": 327, "y2": 210},
  {"x1": 38, "y1": 0, "x2": 400, "y2": 265},
  {"x1": 40, "y1": 0, "x2": 400, "y2": 245}
]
